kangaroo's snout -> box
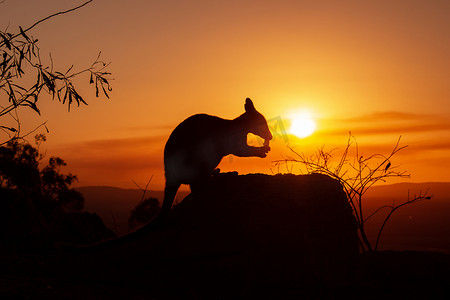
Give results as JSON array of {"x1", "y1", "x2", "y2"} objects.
[{"x1": 258, "y1": 122, "x2": 272, "y2": 141}]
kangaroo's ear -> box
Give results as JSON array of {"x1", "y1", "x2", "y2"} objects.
[{"x1": 245, "y1": 98, "x2": 255, "y2": 112}]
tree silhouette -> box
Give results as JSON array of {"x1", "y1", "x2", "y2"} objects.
[
  {"x1": 0, "y1": 135, "x2": 82, "y2": 209},
  {"x1": 128, "y1": 197, "x2": 161, "y2": 231},
  {"x1": 0, "y1": 135, "x2": 114, "y2": 251},
  {"x1": 274, "y1": 133, "x2": 432, "y2": 252},
  {"x1": 0, "y1": 0, "x2": 111, "y2": 145}
]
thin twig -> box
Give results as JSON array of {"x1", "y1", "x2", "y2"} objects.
[
  {"x1": 374, "y1": 191, "x2": 431, "y2": 250},
  {"x1": 271, "y1": 133, "x2": 429, "y2": 252},
  {"x1": 132, "y1": 175, "x2": 154, "y2": 206},
  {"x1": 1, "y1": 1, "x2": 93, "y2": 47}
]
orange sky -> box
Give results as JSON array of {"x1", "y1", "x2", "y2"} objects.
[{"x1": 1, "y1": 0, "x2": 449, "y2": 190}]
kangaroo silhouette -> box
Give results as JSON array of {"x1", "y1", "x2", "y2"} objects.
[
  {"x1": 161, "y1": 97, "x2": 272, "y2": 218},
  {"x1": 61, "y1": 98, "x2": 272, "y2": 251}
]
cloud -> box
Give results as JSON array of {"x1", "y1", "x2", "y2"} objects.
[
  {"x1": 320, "y1": 122, "x2": 450, "y2": 137},
  {"x1": 115, "y1": 124, "x2": 174, "y2": 134},
  {"x1": 81, "y1": 135, "x2": 166, "y2": 151},
  {"x1": 339, "y1": 111, "x2": 430, "y2": 123},
  {"x1": 59, "y1": 135, "x2": 166, "y2": 168},
  {"x1": 318, "y1": 111, "x2": 450, "y2": 137},
  {"x1": 69, "y1": 152, "x2": 163, "y2": 170},
  {"x1": 407, "y1": 140, "x2": 450, "y2": 153},
  {"x1": 49, "y1": 135, "x2": 167, "y2": 187}
]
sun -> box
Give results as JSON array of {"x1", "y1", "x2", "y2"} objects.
[{"x1": 289, "y1": 112, "x2": 316, "y2": 138}]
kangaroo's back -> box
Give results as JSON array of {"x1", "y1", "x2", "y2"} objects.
[
  {"x1": 61, "y1": 98, "x2": 272, "y2": 252},
  {"x1": 160, "y1": 98, "x2": 272, "y2": 217},
  {"x1": 164, "y1": 114, "x2": 230, "y2": 184}
]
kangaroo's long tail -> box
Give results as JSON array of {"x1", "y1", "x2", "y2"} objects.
[
  {"x1": 59, "y1": 183, "x2": 181, "y2": 253},
  {"x1": 159, "y1": 182, "x2": 180, "y2": 218},
  {"x1": 129, "y1": 182, "x2": 180, "y2": 235}
]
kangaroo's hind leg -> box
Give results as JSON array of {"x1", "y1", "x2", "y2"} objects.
[
  {"x1": 159, "y1": 182, "x2": 181, "y2": 218},
  {"x1": 189, "y1": 172, "x2": 215, "y2": 194}
]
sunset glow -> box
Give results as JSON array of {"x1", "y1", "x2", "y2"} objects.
[
  {"x1": 2, "y1": 1, "x2": 450, "y2": 291},
  {"x1": 289, "y1": 112, "x2": 317, "y2": 138},
  {"x1": 0, "y1": 0, "x2": 449, "y2": 189}
]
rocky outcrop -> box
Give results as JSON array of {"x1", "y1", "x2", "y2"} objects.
[{"x1": 95, "y1": 173, "x2": 358, "y2": 298}]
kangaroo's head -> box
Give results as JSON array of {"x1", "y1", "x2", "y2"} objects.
[{"x1": 243, "y1": 98, "x2": 273, "y2": 142}]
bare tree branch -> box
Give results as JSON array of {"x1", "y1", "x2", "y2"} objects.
[
  {"x1": 132, "y1": 176, "x2": 154, "y2": 206},
  {"x1": 0, "y1": 1, "x2": 93, "y2": 48},
  {"x1": 272, "y1": 133, "x2": 433, "y2": 252}
]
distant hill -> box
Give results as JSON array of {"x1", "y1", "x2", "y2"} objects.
[
  {"x1": 77, "y1": 181, "x2": 450, "y2": 253},
  {"x1": 368, "y1": 182, "x2": 450, "y2": 200},
  {"x1": 76, "y1": 186, "x2": 189, "y2": 235},
  {"x1": 363, "y1": 182, "x2": 450, "y2": 253}
]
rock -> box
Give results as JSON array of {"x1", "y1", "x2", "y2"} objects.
[{"x1": 100, "y1": 173, "x2": 359, "y2": 298}]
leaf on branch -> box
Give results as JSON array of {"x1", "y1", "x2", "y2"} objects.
[
  {"x1": 16, "y1": 57, "x2": 24, "y2": 77},
  {"x1": 78, "y1": 94, "x2": 87, "y2": 105},
  {"x1": 1, "y1": 52, "x2": 12, "y2": 71},
  {"x1": 0, "y1": 126, "x2": 17, "y2": 132},
  {"x1": 63, "y1": 87, "x2": 68, "y2": 104},
  {"x1": 54, "y1": 71, "x2": 65, "y2": 78},
  {"x1": 101, "y1": 85, "x2": 109, "y2": 99},
  {"x1": 7, "y1": 81, "x2": 17, "y2": 106},
  {"x1": 68, "y1": 89, "x2": 73, "y2": 107},
  {"x1": 32, "y1": 71, "x2": 41, "y2": 91},
  {"x1": 89, "y1": 73, "x2": 93, "y2": 84},
  {"x1": 24, "y1": 100, "x2": 41, "y2": 115},
  {"x1": 70, "y1": 87, "x2": 87, "y2": 106},
  {"x1": 65, "y1": 64, "x2": 74, "y2": 75},
  {"x1": 100, "y1": 77, "x2": 109, "y2": 85},
  {"x1": 11, "y1": 83, "x2": 27, "y2": 92},
  {"x1": 41, "y1": 70, "x2": 55, "y2": 93},
  {"x1": 31, "y1": 41, "x2": 37, "y2": 57},
  {"x1": 0, "y1": 32, "x2": 11, "y2": 50},
  {"x1": 384, "y1": 161, "x2": 391, "y2": 172},
  {"x1": 19, "y1": 26, "x2": 31, "y2": 42}
]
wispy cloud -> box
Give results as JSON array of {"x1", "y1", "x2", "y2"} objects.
[
  {"x1": 338, "y1": 111, "x2": 430, "y2": 123},
  {"x1": 320, "y1": 122, "x2": 450, "y2": 137},
  {"x1": 53, "y1": 135, "x2": 166, "y2": 188},
  {"x1": 115, "y1": 124, "x2": 174, "y2": 134},
  {"x1": 53, "y1": 135, "x2": 166, "y2": 168},
  {"x1": 318, "y1": 111, "x2": 450, "y2": 137},
  {"x1": 69, "y1": 152, "x2": 163, "y2": 170},
  {"x1": 81, "y1": 135, "x2": 167, "y2": 150},
  {"x1": 408, "y1": 140, "x2": 450, "y2": 153}
]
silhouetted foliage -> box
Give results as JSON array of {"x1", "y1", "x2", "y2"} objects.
[
  {"x1": 0, "y1": 0, "x2": 111, "y2": 144},
  {"x1": 274, "y1": 133, "x2": 432, "y2": 252},
  {"x1": 0, "y1": 135, "x2": 113, "y2": 251},
  {"x1": 0, "y1": 135, "x2": 81, "y2": 212},
  {"x1": 128, "y1": 197, "x2": 161, "y2": 231}
]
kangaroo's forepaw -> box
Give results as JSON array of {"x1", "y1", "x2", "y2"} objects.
[
  {"x1": 255, "y1": 147, "x2": 268, "y2": 158},
  {"x1": 263, "y1": 139, "x2": 271, "y2": 152}
]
